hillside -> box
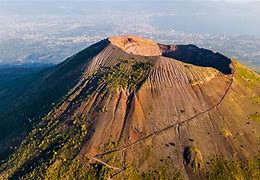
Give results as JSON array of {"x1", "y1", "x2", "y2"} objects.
[
  {"x1": 0, "y1": 41, "x2": 108, "y2": 160},
  {"x1": 0, "y1": 36, "x2": 260, "y2": 179}
]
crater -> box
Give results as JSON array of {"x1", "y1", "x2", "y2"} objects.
[
  {"x1": 109, "y1": 35, "x2": 232, "y2": 74},
  {"x1": 159, "y1": 44, "x2": 232, "y2": 74},
  {"x1": 109, "y1": 35, "x2": 161, "y2": 56}
]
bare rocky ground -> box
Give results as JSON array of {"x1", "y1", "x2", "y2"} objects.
[{"x1": 1, "y1": 36, "x2": 259, "y2": 179}]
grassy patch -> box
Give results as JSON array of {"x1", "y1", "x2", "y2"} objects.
[
  {"x1": 207, "y1": 155, "x2": 260, "y2": 180},
  {"x1": 220, "y1": 128, "x2": 232, "y2": 137},
  {"x1": 248, "y1": 112, "x2": 260, "y2": 123},
  {"x1": 251, "y1": 96, "x2": 260, "y2": 105},
  {"x1": 235, "y1": 61, "x2": 260, "y2": 88},
  {"x1": 99, "y1": 141, "x2": 118, "y2": 152},
  {"x1": 0, "y1": 114, "x2": 89, "y2": 179},
  {"x1": 44, "y1": 159, "x2": 110, "y2": 180},
  {"x1": 97, "y1": 61, "x2": 153, "y2": 92},
  {"x1": 184, "y1": 145, "x2": 204, "y2": 172},
  {"x1": 124, "y1": 162, "x2": 182, "y2": 180}
]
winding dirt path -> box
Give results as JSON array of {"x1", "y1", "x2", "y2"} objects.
[
  {"x1": 92, "y1": 65, "x2": 235, "y2": 171},
  {"x1": 92, "y1": 157, "x2": 122, "y2": 171}
]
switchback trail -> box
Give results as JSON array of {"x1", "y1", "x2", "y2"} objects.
[
  {"x1": 92, "y1": 65, "x2": 235, "y2": 171},
  {"x1": 92, "y1": 157, "x2": 122, "y2": 171}
]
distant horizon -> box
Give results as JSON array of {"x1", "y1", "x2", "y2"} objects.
[
  {"x1": 0, "y1": 0, "x2": 259, "y2": 70},
  {"x1": 0, "y1": 2, "x2": 260, "y2": 179}
]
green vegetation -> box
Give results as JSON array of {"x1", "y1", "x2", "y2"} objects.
[
  {"x1": 99, "y1": 141, "x2": 118, "y2": 152},
  {"x1": 251, "y1": 95, "x2": 260, "y2": 105},
  {"x1": 97, "y1": 61, "x2": 153, "y2": 92},
  {"x1": 221, "y1": 128, "x2": 232, "y2": 137},
  {"x1": 0, "y1": 113, "x2": 90, "y2": 179},
  {"x1": 249, "y1": 112, "x2": 260, "y2": 123},
  {"x1": 44, "y1": 159, "x2": 109, "y2": 180},
  {"x1": 0, "y1": 59, "x2": 153, "y2": 179},
  {"x1": 1, "y1": 61, "x2": 259, "y2": 180},
  {"x1": 235, "y1": 61, "x2": 260, "y2": 88},
  {"x1": 124, "y1": 159, "x2": 183, "y2": 180},
  {"x1": 100, "y1": 105, "x2": 108, "y2": 113},
  {"x1": 124, "y1": 164, "x2": 145, "y2": 179},
  {"x1": 189, "y1": 78, "x2": 200, "y2": 86},
  {"x1": 184, "y1": 145, "x2": 204, "y2": 172},
  {"x1": 207, "y1": 155, "x2": 260, "y2": 180},
  {"x1": 2, "y1": 58, "x2": 260, "y2": 179},
  {"x1": 0, "y1": 41, "x2": 109, "y2": 161},
  {"x1": 141, "y1": 169, "x2": 182, "y2": 180}
]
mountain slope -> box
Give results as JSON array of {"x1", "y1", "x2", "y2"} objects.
[
  {"x1": 0, "y1": 40, "x2": 109, "y2": 160},
  {"x1": 0, "y1": 36, "x2": 259, "y2": 179}
]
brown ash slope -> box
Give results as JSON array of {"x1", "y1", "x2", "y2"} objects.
[
  {"x1": 0, "y1": 40, "x2": 109, "y2": 160},
  {"x1": 1, "y1": 36, "x2": 260, "y2": 179}
]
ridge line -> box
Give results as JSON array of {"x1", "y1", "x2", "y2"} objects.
[{"x1": 92, "y1": 64, "x2": 235, "y2": 172}]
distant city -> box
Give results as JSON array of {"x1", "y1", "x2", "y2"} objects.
[{"x1": 0, "y1": 0, "x2": 259, "y2": 71}]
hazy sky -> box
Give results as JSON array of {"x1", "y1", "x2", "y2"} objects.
[
  {"x1": 0, "y1": 0, "x2": 260, "y2": 68},
  {"x1": 1, "y1": 0, "x2": 259, "y2": 36}
]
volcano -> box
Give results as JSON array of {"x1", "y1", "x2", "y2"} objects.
[{"x1": 1, "y1": 36, "x2": 260, "y2": 179}]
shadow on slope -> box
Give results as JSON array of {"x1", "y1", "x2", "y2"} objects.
[
  {"x1": 0, "y1": 39, "x2": 109, "y2": 161},
  {"x1": 160, "y1": 44, "x2": 232, "y2": 74}
]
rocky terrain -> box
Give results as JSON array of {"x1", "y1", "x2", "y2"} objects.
[{"x1": 0, "y1": 36, "x2": 259, "y2": 179}]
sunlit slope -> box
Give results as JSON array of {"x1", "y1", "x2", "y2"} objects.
[{"x1": 1, "y1": 36, "x2": 259, "y2": 179}]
